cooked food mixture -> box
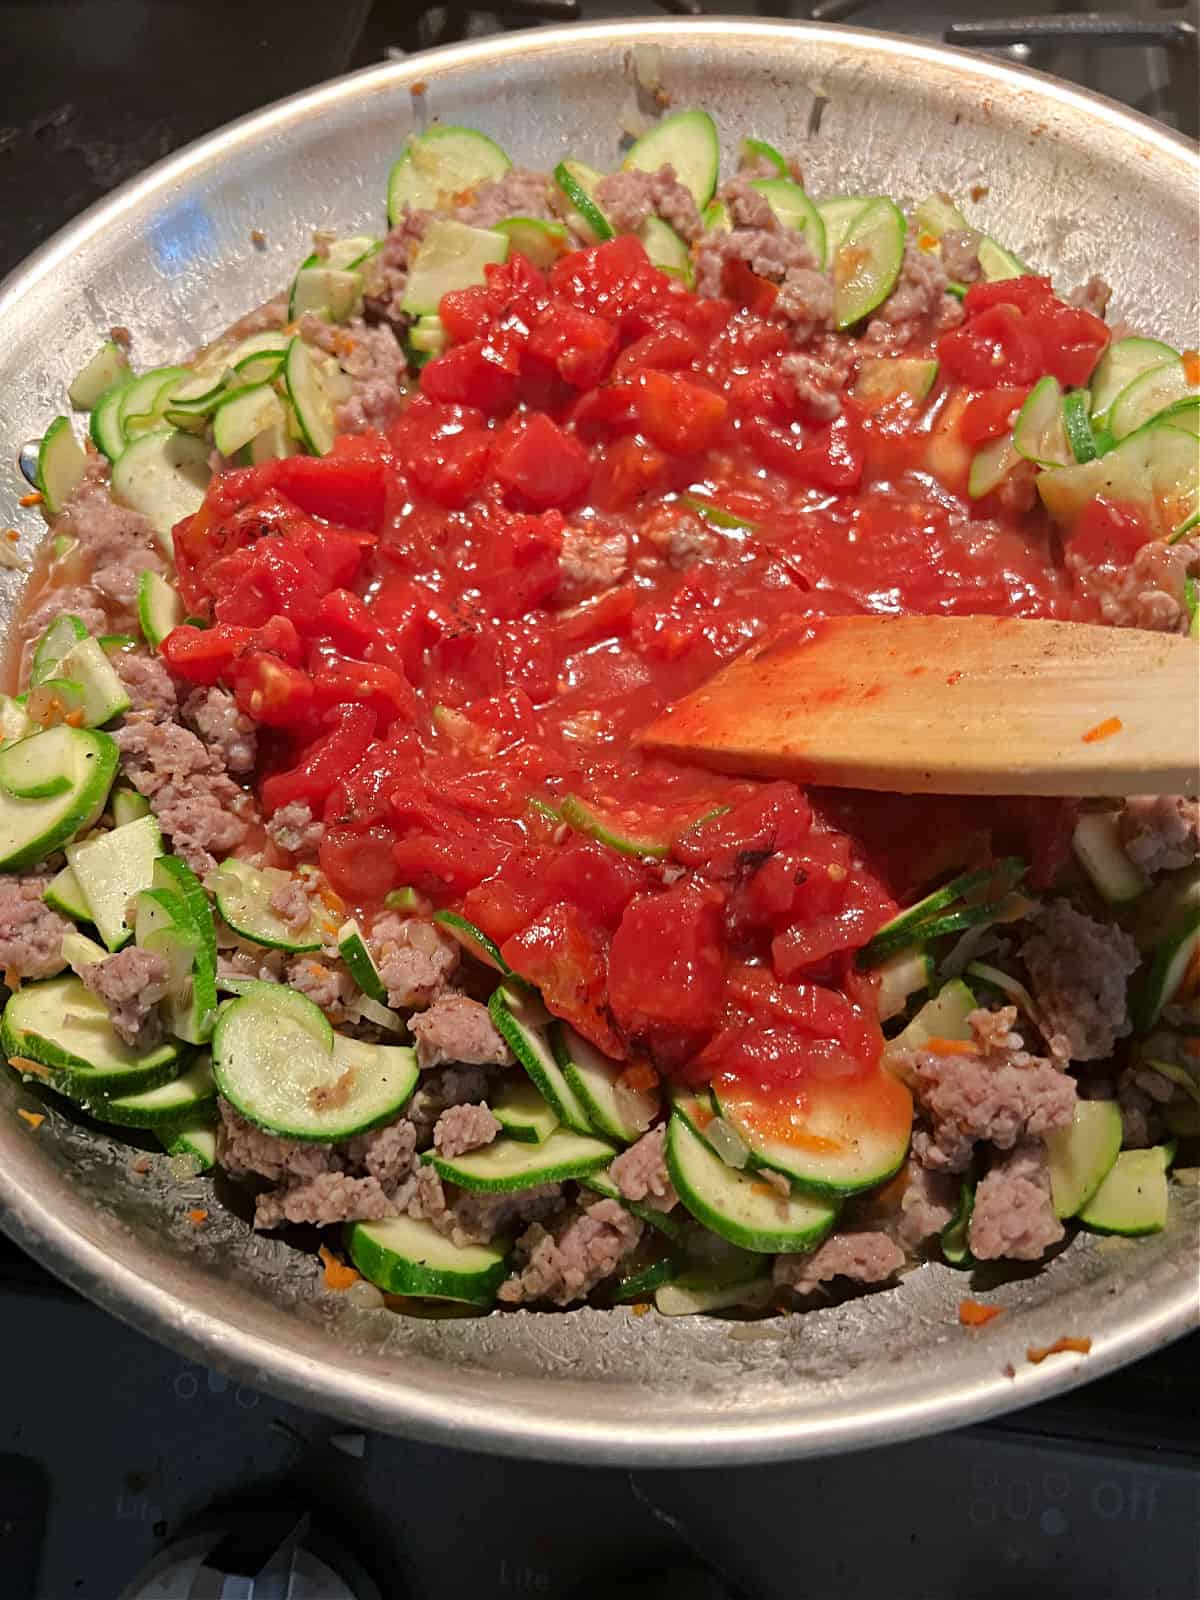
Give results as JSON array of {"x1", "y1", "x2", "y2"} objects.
[{"x1": 3, "y1": 113, "x2": 1198, "y2": 1316}]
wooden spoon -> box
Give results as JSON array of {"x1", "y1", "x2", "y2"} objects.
[{"x1": 640, "y1": 616, "x2": 1199, "y2": 797}]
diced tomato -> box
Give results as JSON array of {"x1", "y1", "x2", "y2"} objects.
[
  {"x1": 674, "y1": 782, "x2": 813, "y2": 877},
  {"x1": 420, "y1": 338, "x2": 521, "y2": 413},
  {"x1": 549, "y1": 234, "x2": 673, "y2": 336},
  {"x1": 771, "y1": 868, "x2": 897, "y2": 978},
  {"x1": 539, "y1": 840, "x2": 647, "y2": 930},
  {"x1": 960, "y1": 388, "x2": 1031, "y2": 445},
  {"x1": 721, "y1": 259, "x2": 779, "y2": 317},
  {"x1": 1067, "y1": 496, "x2": 1152, "y2": 567},
  {"x1": 231, "y1": 653, "x2": 314, "y2": 728},
  {"x1": 938, "y1": 303, "x2": 1044, "y2": 389},
  {"x1": 159, "y1": 622, "x2": 252, "y2": 685},
  {"x1": 494, "y1": 413, "x2": 592, "y2": 510},
  {"x1": 270, "y1": 455, "x2": 386, "y2": 531},
  {"x1": 319, "y1": 824, "x2": 400, "y2": 904},
  {"x1": 635, "y1": 371, "x2": 729, "y2": 456},
  {"x1": 472, "y1": 507, "x2": 565, "y2": 619},
  {"x1": 526, "y1": 302, "x2": 618, "y2": 389},
  {"x1": 502, "y1": 902, "x2": 625, "y2": 1058},
  {"x1": 259, "y1": 703, "x2": 377, "y2": 815},
  {"x1": 408, "y1": 423, "x2": 493, "y2": 509},
  {"x1": 607, "y1": 881, "x2": 727, "y2": 1065},
  {"x1": 612, "y1": 321, "x2": 700, "y2": 381},
  {"x1": 744, "y1": 409, "x2": 866, "y2": 489},
  {"x1": 962, "y1": 275, "x2": 1054, "y2": 316},
  {"x1": 1023, "y1": 298, "x2": 1110, "y2": 388},
  {"x1": 569, "y1": 383, "x2": 640, "y2": 440},
  {"x1": 312, "y1": 653, "x2": 417, "y2": 727},
  {"x1": 280, "y1": 519, "x2": 371, "y2": 591},
  {"x1": 252, "y1": 614, "x2": 304, "y2": 666}
]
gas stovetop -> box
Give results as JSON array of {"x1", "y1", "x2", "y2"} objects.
[{"x1": 0, "y1": 4, "x2": 1197, "y2": 1595}]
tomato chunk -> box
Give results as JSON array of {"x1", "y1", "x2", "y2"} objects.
[{"x1": 608, "y1": 881, "x2": 727, "y2": 1065}]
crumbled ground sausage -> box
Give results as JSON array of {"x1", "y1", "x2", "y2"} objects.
[
  {"x1": 114, "y1": 651, "x2": 178, "y2": 722},
  {"x1": 939, "y1": 228, "x2": 982, "y2": 284},
  {"x1": 266, "y1": 802, "x2": 325, "y2": 855},
  {"x1": 1020, "y1": 899, "x2": 1140, "y2": 1062},
  {"x1": 268, "y1": 877, "x2": 312, "y2": 936},
  {"x1": 370, "y1": 914, "x2": 459, "y2": 1009},
  {"x1": 968, "y1": 1140, "x2": 1065, "y2": 1261},
  {"x1": 79, "y1": 946, "x2": 171, "y2": 1047},
  {"x1": 1119, "y1": 795, "x2": 1199, "y2": 876},
  {"x1": 498, "y1": 1198, "x2": 643, "y2": 1306},
  {"x1": 433, "y1": 1101, "x2": 501, "y2": 1159},
  {"x1": 774, "y1": 1231, "x2": 906, "y2": 1291},
  {"x1": 898, "y1": 1158, "x2": 959, "y2": 1247},
  {"x1": 610, "y1": 1125, "x2": 677, "y2": 1211},
  {"x1": 904, "y1": 1006, "x2": 1076, "y2": 1172},
  {"x1": 407, "y1": 994, "x2": 513, "y2": 1070},
  {"x1": 594, "y1": 164, "x2": 701, "y2": 241},
  {"x1": 1068, "y1": 537, "x2": 1199, "y2": 633},
  {"x1": 0, "y1": 875, "x2": 71, "y2": 980},
  {"x1": 182, "y1": 687, "x2": 257, "y2": 775},
  {"x1": 559, "y1": 522, "x2": 630, "y2": 594},
  {"x1": 114, "y1": 717, "x2": 254, "y2": 874}
]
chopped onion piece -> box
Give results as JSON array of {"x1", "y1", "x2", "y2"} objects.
[
  {"x1": 348, "y1": 994, "x2": 404, "y2": 1031},
  {"x1": 632, "y1": 43, "x2": 662, "y2": 89},
  {"x1": 706, "y1": 1115, "x2": 750, "y2": 1170}
]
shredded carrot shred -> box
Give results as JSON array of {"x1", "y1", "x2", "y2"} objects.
[
  {"x1": 4, "y1": 528, "x2": 19, "y2": 542},
  {"x1": 959, "y1": 1300, "x2": 1003, "y2": 1327},
  {"x1": 924, "y1": 1037, "x2": 979, "y2": 1056},
  {"x1": 1082, "y1": 716, "x2": 1123, "y2": 744},
  {"x1": 187, "y1": 1208, "x2": 209, "y2": 1226},
  {"x1": 621, "y1": 1060, "x2": 660, "y2": 1093},
  {"x1": 318, "y1": 1244, "x2": 360, "y2": 1291},
  {"x1": 16, "y1": 1109, "x2": 44, "y2": 1130},
  {"x1": 9, "y1": 1056, "x2": 49, "y2": 1078},
  {"x1": 917, "y1": 232, "x2": 938, "y2": 251},
  {"x1": 1183, "y1": 349, "x2": 1200, "y2": 386},
  {"x1": 1027, "y1": 1335, "x2": 1092, "y2": 1363},
  {"x1": 19, "y1": 491, "x2": 43, "y2": 508},
  {"x1": 4, "y1": 969, "x2": 22, "y2": 991}
]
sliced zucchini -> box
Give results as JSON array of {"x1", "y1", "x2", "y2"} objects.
[
  {"x1": 99, "y1": 1053, "x2": 216, "y2": 1130},
  {"x1": 1089, "y1": 336, "x2": 1180, "y2": 423},
  {"x1": 832, "y1": 198, "x2": 906, "y2": 330},
  {"x1": 401, "y1": 219, "x2": 510, "y2": 317},
  {"x1": 700, "y1": 199, "x2": 730, "y2": 233},
  {"x1": 153, "y1": 855, "x2": 217, "y2": 969},
  {"x1": 488, "y1": 985, "x2": 595, "y2": 1136},
  {"x1": 857, "y1": 863, "x2": 1020, "y2": 969},
  {"x1": 160, "y1": 1119, "x2": 218, "y2": 1170},
  {"x1": 963, "y1": 961, "x2": 1037, "y2": 1019},
  {"x1": 1109, "y1": 360, "x2": 1195, "y2": 443},
  {"x1": 1013, "y1": 375, "x2": 1071, "y2": 468},
  {"x1": 110, "y1": 429, "x2": 210, "y2": 542},
  {"x1": 43, "y1": 862, "x2": 91, "y2": 922},
  {"x1": 666, "y1": 1114, "x2": 839, "y2": 1253},
  {"x1": 61, "y1": 927, "x2": 106, "y2": 972},
  {"x1": 136, "y1": 571, "x2": 183, "y2": 651},
  {"x1": 1045, "y1": 1098, "x2": 1123, "y2": 1219},
  {"x1": 210, "y1": 858, "x2": 320, "y2": 953},
  {"x1": 135, "y1": 885, "x2": 217, "y2": 1045},
  {"x1": 69, "y1": 341, "x2": 130, "y2": 411},
  {"x1": 552, "y1": 160, "x2": 614, "y2": 245},
  {"x1": 976, "y1": 236, "x2": 1028, "y2": 282},
  {"x1": 639, "y1": 216, "x2": 692, "y2": 285},
  {"x1": 227, "y1": 331, "x2": 291, "y2": 382},
  {"x1": 613, "y1": 1253, "x2": 680, "y2": 1304},
  {"x1": 1, "y1": 974, "x2": 178, "y2": 1102},
  {"x1": 940, "y1": 1177, "x2": 976, "y2": 1268},
  {"x1": 113, "y1": 790, "x2": 151, "y2": 831},
  {"x1": 24, "y1": 678, "x2": 86, "y2": 728},
  {"x1": 876, "y1": 947, "x2": 934, "y2": 1022},
  {"x1": 1072, "y1": 810, "x2": 1148, "y2": 906},
  {"x1": 681, "y1": 495, "x2": 759, "y2": 532},
  {"x1": 36, "y1": 417, "x2": 86, "y2": 515},
  {"x1": 738, "y1": 136, "x2": 788, "y2": 176},
  {"x1": 0, "y1": 726, "x2": 118, "y2": 873},
  {"x1": 1078, "y1": 1144, "x2": 1171, "y2": 1237},
  {"x1": 1061, "y1": 389, "x2": 1099, "y2": 464},
  {"x1": 90, "y1": 378, "x2": 134, "y2": 462},
  {"x1": 623, "y1": 109, "x2": 720, "y2": 209},
  {"x1": 56, "y1": 637, "x2": 132, "y2": 727},
  {"x1": 407, "y1": 315, "x2": 447, "y2": 359},
  {"x1": 913, "y1": 192, "x2": 968, "y2": 238},
  {"x1": 424, "y1": 1125, "x2": 613, "y2": 1194},
  {"x1": 968, "y1": 434, "x2": 1020, "y2": 499},
  {"x1": 551, "y1": 1021, "x2": 659, "y2": 1144},
  {"x1": 118, "y1": 366, "x2": 189, "y2": 436},
  {"x1": 1134, "y1": 872, "x2": 1200, "y2": 1033},
  {"x1": 0, "y1": 695, "x2": 31, "y2": 747},
  {"x1": 490, "y1": 1074, "x2": 559, "y2": 1145},
  {"x1": 816, "y1": 196, "x2": 873, "y2": 270},
  {"x1": 886, "y1": 978, "x2": 977, "y2": 1059},
  {"x1": 347, "y1": 1213, "x2": 509, "y2": 1307},
  {"x1": 560, "y1": 794, "x2": 670, "y2": 859},
  {"x1": 654, "y1": 1261, "x2": 773, "y2": 1317},
  {"x1": 387, "y1": 125, "x2": 511, "y2": 224},
  {"x1": 492, "y1": 216, "x2": 569, "y2": 269},
  {"x1": 30, "y1": 615, "x2": 89, "y2": 687},
  {"x1": 212, "y1": 383, "x2": 287, "y2": 460},
  {"x1": 0, "y1": 731, "x2": 74, "y2": 799},
  {"x1": 747, "y1": 179, "x2": 826, "y2": 268},
  {"x1": 289, "y1": 265, "x2": 362, "y2": 325},
  {"x1": 1038, "y1": 417, "x2": 1198, "y2": 543},
  {"x1": 712, "y1": 1061, "x2": 912, "y2": 1197},
  {"x1": 67, "y1": 813, "x2": 163, "y2": 951},
  {"x1": 337, "y1": 919, "x2": 388, "y2": 1005},
  {"x1": 214, "y1": 991, "x2": 415, "y2": 1140},
  {"x1": 432, "y1": 909, "x2": 509, "y2": 973},
  {"x1": 283, "y1": 336, "x2": 336, "y2": 457},
  {"x1": 854, "y1": 358, "x2": 939, "y2": 409}
]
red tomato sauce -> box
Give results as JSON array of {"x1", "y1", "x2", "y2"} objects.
[{"x1": 162, "y1": 238, "x2": 1107, "y2": 1096}]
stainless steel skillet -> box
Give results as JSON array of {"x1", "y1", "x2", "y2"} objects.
[{"x1": 0, "y1": 19, "x2": 1196, "y2": 1467}]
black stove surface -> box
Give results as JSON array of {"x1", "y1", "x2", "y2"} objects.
[{"x1": 1, "y1": 4, "x2": 1197, "y2": 1595}]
